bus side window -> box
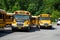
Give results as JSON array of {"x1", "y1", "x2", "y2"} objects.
[
  {"x1": 32, "y1": 18, "x2": 36, "y2": 20},
  {"x1": 0, "y1": 13, "x2": 3, "y2": 19}
]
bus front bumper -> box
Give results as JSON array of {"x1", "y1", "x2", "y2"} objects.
[{"x1": 40, "y1": 24, "x2": 52, "y2": 28}]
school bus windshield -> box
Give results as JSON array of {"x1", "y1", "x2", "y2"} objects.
[
  {"x1": 14, "y1": 14, "x2": 30, "y2": 19},
  {"x1": 39, "y1": 17, "x2": 50, "y2": 20}
]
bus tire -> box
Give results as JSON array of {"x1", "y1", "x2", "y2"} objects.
[
  {"x1": 49, "y1": 26, "x2": 52, "y2": 29},
  {"x1": 12, "y1": 27, "x2": 18, "y2": 32},
  {"x1": 26, "y1": 27, "x2": 31, "y2": 32},
  {"x1": 37, "y1": 25, "x2": 40, "y2": 29}
]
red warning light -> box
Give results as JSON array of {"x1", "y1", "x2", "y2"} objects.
[
  {"x1": 15, "y1": 12, "x2": 18, "y2": 14},
  {"x1": 26, "y1": 13, "x2": 29, "y2": 14}
]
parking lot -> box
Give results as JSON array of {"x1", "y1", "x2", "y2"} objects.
[{"x1": 0, "y1": 23, "x2": 60, "y2": 40}]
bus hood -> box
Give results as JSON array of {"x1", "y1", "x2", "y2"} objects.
[{"x1": 39, "y1": 20, "x2": 52, "y2": 24}]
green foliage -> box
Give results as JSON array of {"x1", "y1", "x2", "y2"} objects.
[
  {"x1": 52, "y1": 10, "x2": 60, "y2": 19},
  {"x1": 0, "y1": 0, "x2": 60, "y2": 21},
  {"x1": 27, "y1": 3, "x2": 38, "y2": 15}
]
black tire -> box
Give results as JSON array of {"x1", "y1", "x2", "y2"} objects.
[
  {"x1": 12, "y1": 27, "x2": 15, "y2": 32},
  {"x1": 26, "y1": 27, "x2": 31, "y2": 32},
  {"x1": 48, "y1": 26, "x2": 52, "y2": 29},
  {"x1": 12, "y1": 27, "x2": 18, "y2": 32},
  {"x1": 36, "y1": 25, "x2": 40, "y2": 29},
  {"x1": 40, "y1": 26, "x2": 43, "y2": 29}
]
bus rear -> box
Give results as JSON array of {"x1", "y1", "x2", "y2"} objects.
[
  {"x1": 31, "y1": 16, "x2": 40, "y2": 29},
  {"x1": 0, "y1": 9, "x2": 6, "y2": 28},
  {"x1": 5, "y1": 13, "x2": 14, "y2": 26}
]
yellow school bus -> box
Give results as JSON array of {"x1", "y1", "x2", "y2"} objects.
[
  {"x1": 38, "y1": 14, "x2": 52, "y2": 28},
  {"x1": 0, "y1": 9, "x2": 14, "y2": 30},
  {"x1": 31, "y1": 16, "x2": 40, "y2": 29},
  {"x1": 12, "y1": 10, "x2": 31, "y2": 31},
  {"x1": 5, "y1": 13, "x2": 14, "y2": 26},
  {"x1": 0, "y1": 9, "x2": 6, "y2": 28}
]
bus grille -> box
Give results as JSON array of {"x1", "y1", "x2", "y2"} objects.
[
  {"x1": 17, "y1": 24, "x2": 23, "y2": 26},
  {"x1": 44, "y1": 23, "x2": 48, "y2": 26}
]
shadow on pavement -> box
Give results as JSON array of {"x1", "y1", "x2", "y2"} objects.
[
  {"x1": 40, "y1": 27, "x2": 56, "y2": 30},
  {"x1": 17, "y1": 27, "x2": 40, "y2": 32},
  {"x1": 30, "y1": 27, "x2": 40, "y2": 32},
  {"x1": 0, "y1": 30, "x2": 12, "y2": 37}
]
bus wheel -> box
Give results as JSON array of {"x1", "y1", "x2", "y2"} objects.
[
  {"x1": 26, "y1": 27, "x2": 31, "y2": 32},
  {"x1": 48, "y1": 26, "x2": 52, "y2": 29},
  {"x1": 37, "y1": 25, "x2": 40, "y2": 29},
  {"x1": 12, "y1": 27, "x2": 18, "y2": 32}
]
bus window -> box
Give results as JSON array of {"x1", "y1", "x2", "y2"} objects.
[
  {"x1": 32, "y1": 18, "x2": 36, "y2": 20},
  {"x1": 6, "y1": 15, "x2": 13, "y2": 19},
  {"x1": 0, "y1": 13, "x2": 3, "y2": 19}
]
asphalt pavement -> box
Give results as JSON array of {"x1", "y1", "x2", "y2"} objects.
[{"x1": 0, "y1": 23, "x2": 60, "y2": 40}]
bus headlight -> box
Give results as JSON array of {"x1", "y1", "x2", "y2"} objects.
[
  {"x1": 12, "y1": 24, "x2": 17, "y2": 27},
  {"x1": 40, "y1": 24, "x2": 44, "y2": 25},
  {"x1": 24, "y1": 25, "x2": 29, "y2": 27},
  {"x1": 25, "y1": 25, "x2": 29, "y2": 26}
]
